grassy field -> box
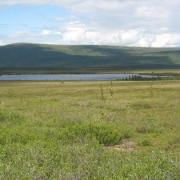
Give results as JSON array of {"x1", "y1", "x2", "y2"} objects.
[{"x1": 0, "y1": 80, "x2": 180, "y2": 179}]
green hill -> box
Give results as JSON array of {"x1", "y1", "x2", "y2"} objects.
[{"x1": 0, "y1": 43, "x2": 180, "y2": 74}]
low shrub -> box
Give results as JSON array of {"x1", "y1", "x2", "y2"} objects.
[
  {"x1": 59, "y1": 123, "x2": 132, "y2": 146},
  {"x1": 140, "y1": 139, "x2": 152, "y2": 146}
]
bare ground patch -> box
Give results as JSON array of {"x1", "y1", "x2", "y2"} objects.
[{"x1": 105, "y1": 140, "x2": 136, "y2": 152}]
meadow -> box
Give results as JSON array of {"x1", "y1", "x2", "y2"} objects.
[{"x1": 0, "y1": 80, "x2": 179, "y2": 179}]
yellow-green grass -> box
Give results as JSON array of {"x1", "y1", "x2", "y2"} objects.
[{"x1": 0, "y1": 80, "x2": 180, "y2": 179}]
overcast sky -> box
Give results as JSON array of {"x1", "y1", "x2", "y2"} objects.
[{"x1": 0, "y1": 0, "x2": 180, "y2": 47}]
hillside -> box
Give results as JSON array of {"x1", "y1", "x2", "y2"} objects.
[{"x1": 0, "y1": 43, "x2": 180, "y2": 74}]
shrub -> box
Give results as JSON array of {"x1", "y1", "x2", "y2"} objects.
[
  {"x1": 59, "y1": 123, "x2": 132, "y2": 146},
  {"x1": 140, "y1": 139, "x2": 152, "y2": 146}
]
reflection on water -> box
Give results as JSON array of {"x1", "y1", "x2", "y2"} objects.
[{"x1": 0, "y1": 74, "x2": 160, "y2": 81}]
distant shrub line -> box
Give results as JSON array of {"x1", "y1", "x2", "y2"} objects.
[{"x1": 119, "y1": 75, "x2": 180, "y2": 81}]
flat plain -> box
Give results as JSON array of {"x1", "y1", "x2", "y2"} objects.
[{"x1": 0, "y1": 80, "x2": 180, "y2": 179}]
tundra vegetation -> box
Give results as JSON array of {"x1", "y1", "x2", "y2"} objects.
[
  {"x1": 0, "y1": 80, "x2": 179, "y2": 179},
  {"x1": 0, "y1": 44, "x2": 180, "y2": 74}
]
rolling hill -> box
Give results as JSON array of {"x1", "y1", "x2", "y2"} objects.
[{"x1": 0, "y1": 43, "x2": 180, "y2": 74}]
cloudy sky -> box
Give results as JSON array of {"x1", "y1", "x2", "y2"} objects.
[{"x1": 0, "y1": 0, "x2": 180, "y2": 47}]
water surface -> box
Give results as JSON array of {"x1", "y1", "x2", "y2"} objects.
[{"x1": 0, "y1": 74, "x2": 159, "y2": 81}]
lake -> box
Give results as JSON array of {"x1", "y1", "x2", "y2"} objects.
[{"x1": 0, "y1": 74, "x2": 161, "y2": 81}]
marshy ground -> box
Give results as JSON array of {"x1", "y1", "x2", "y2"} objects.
[{"x1": 0, "y1": 80, "x2": 179, "y2": 179}]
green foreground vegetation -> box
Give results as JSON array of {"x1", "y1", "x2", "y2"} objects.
[{"x1": 0, "y1": 80, "x2": 180, "y2": 179}]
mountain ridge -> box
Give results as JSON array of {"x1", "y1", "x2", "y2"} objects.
[{"x1": 0, "y1": 43, "x2": 180, "y2": 74}]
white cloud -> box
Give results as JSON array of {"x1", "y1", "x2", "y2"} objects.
[
  {"x1": 151, "y1": 33, "x2": 180, "y2": 47},
  {"x1": 137, "y1": 38, "x2": 151, "y2": 47},
  {"x1": 2, "y1": 21, "x2": 180, "y2": 47},
  {"x1": 1, "y1": 0, "x2": 180, "y2": 47},
  {"x1": 59, "y1": 21, "x2": 180, "y2": 47},
  {"x1": 41, "y1": 29, "x2": 52, "y2": 36},
  {"x1": 136, "y1": 6, "x2": 168, "y2": 19},
  {"x1": 62, "y1": 22, "x2": 87, "y2": 43},
  {"x1": 0, "y1": 0, "x2": 127, "y2": 6}
]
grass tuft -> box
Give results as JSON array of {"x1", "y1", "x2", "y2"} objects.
[{"x1": 60, "y1": 123, "x2": 131, "y2": 146}]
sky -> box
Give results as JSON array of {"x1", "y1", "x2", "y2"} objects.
[{"x1": 0, "y1": 0, "x2": 180, "y2": 47}]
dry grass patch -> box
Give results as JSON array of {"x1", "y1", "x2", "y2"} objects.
[{"x1": 106, "y1": 140, "x2": 136, "y2": 152}]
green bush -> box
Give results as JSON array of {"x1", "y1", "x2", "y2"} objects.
[
  {"x1": 140, "y1": 139, "x2": 152, "y2": 146},
  {"x1": 59, "y1": 123, "x2": 132, "y2": 146}
]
